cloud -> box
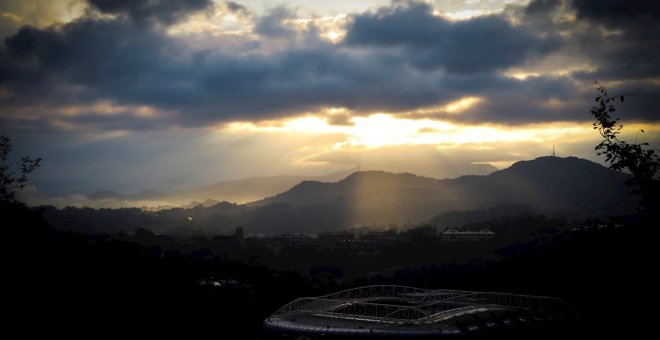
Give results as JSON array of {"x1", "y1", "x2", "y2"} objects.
[
  {"x1": 255, "y1": 6, "x2": 298, "y2": 38},
  {"x1": 572, "y1": 0, "x2": 660, "y2": 23},
  {"x1": 516, "y1": 0, "x2": 660, "y2": 81},
  {"x1": 512, "y1": 0, "x2": 660, "y2": 122},
  {"x1": 0, "y1": 0, "x2": 83, "y2": 38},
  {"x1": 0, "y1": 11, "x2": 455, "y2": 127},
  {"x1": 325, "y1": 111, "x2": 354, "y2": 126},
  {"x1": 225, "y1": 1, "x2": 249, "y2": 15},
  {"x1": 0, "y1": 0, "x2": 659, "y2": 136},
  {"x1": 344, "y1": 1, "x2": 561, "y2": 74},
  {"x1": 87, "y1": 0, "x2": 214, "y2": 25}
]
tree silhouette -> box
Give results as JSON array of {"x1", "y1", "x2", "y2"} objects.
[
  {"x1": 590, "y1": 83, "x2": 659, "y2": 208},
  {"x1": 0, "y1": 135, "x2": 42, "y2": 204}
]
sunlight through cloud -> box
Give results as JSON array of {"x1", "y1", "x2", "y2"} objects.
[{"x1": 223, "y1": 110, "x2": 601, "y2": 150}]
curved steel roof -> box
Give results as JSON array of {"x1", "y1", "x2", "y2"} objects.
[{"x1": 264, "y1": 285, "x2": 575, "y2": 337}]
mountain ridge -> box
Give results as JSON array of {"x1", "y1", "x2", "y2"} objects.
[
  {"x1": 42, "y1": 156, "x2": 639, "y2": 235},
  {"x1": 252, "y1": 156, "x2": 636, "y2": 226}
]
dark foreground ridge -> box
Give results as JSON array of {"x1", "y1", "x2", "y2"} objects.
[{"x1": 265, "y1": 285, "x2": 576, "y2": 338}]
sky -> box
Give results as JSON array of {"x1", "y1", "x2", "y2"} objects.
[{"x1": 1, "y1": 0, "x2": 659, "y2": 200}]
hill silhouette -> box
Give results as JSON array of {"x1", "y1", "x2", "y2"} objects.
[
  {"x1": 252, "y1": 156, "x2": 636, "y2": 228},
  {"x1": 446, "y1": 156, "x2": 636, "y2": 214},
  {"x1": 42, "y1": 156, "x2": 638, "y2": 235}
]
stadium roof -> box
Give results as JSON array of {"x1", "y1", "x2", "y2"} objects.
[{"x1": 265, "y1": 285, "x2": 575, "y2": 337}]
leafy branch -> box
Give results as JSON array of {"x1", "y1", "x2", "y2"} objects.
[
  {"x1": 591, "y1": 82, "x2": 659, "y2": 206},
  {"x1": 1, "y1": 135, "x2": 42, "y2": 204}
]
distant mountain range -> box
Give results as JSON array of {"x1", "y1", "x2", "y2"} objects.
[
  {"x1": 251, "y1": 156, "x2": 637, "y2": 227},
  {"x1": 43, "y1": 156, "x2": 639, "y2": 236},
  {"x1": 84, "y1": 169, "x2": 357, "y2": 207}
]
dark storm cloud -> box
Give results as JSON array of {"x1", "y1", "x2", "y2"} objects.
[
  {"x1": 345, "y1": 2, "x2": 449, "y2": 47},
  {"x1": 519, "y1": 0, "x2": 660, "y2": 80},
  {"x1": 0, "y1": 0, "x2": 658, "y2": 132},
  {"x1": 88, "y1": 0, "x2": 213, "y2": 25},
  {"x1": 193, "y1": 47, "x2": 452, "y2": 115},
  {"x1": 420, "y1": 74, "x2": 587, "y2": 123},
  {"x1": 523, "y1": 0, "x2": 561, "y2": 15},
  {"x1": 0, "y1": 14, "x2": 451, "y2": 125},
  {"x1": 3, "y1": 7, "x2": 183, "y2": 108},
  {"x1": 572, "y1": 0, "x2": 660, "y2": 22},
  {"x1": 515, "y1": 0, "x2": 660, "y2": 122},
  {"x1": 0, "y1": 2, "x2": 461, "y2": 125},
  {"x1": 344, "y1": 1, "x2": 561, "y2": 74}
]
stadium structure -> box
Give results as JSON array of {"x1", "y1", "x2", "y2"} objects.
[{"x1": 264, "y1": 285, "x2": 576, "y2": 338}]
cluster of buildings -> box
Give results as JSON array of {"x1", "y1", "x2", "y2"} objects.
[
  {"x1": 441, "y1": 229, "x2": 496, "y2": 242},
  {"x1": 248, "y1": 230, "x2": 401, "y2": 250},
  {"x1": 218, "y1": 227, "x2": 497, "y2": 250}
]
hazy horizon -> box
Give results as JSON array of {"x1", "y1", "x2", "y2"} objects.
[{"x1": 19, "y1": 155, "x2": 628, "y2": 211}]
